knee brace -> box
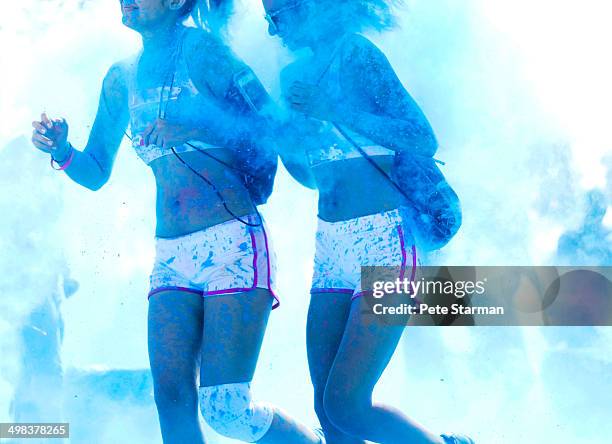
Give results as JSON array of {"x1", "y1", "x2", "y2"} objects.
[{"x1": 199, "y1": 382, "x2": 274, "y2": 442}]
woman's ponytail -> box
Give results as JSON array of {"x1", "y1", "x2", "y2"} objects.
[{"x1": 192, "y1": 0, "x2": 235, "y2": 32}]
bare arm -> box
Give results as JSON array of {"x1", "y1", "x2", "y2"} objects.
[
  {"x1": 183, "y1": 30, "x2": 271, "y2": 146},
  {"x1": 147, "y1": 29, "x2": 315, "y2": 189},
  {"x1": 287, "y1": 36, "x2": 438, "y2": 157},
  {"x1": 336, "y1": 36, "x2": 437, "y2": 156},
  {"x1": 32, "y1": 63, "x2": 129, "y2": 190},
  {"x1": 144, "y1": 30, "x2": 276, "y2": 153},
  {"x1": 276, "y1": 63, "x2": 317, "y2": 189},
  {"x1": 184, "y1": 30, "x2": 319, "y2": 188},
  {"x1": 277, "y1": 125, "x2": 318, "y2": 190}
]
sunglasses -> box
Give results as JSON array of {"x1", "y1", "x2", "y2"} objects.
[{"x1": 264, "y1": 0, "x2": 309, "y2": 34}]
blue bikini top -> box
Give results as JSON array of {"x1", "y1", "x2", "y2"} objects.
[{"x1": 122, "y1": 28, "x2": 219, "y2": 165}]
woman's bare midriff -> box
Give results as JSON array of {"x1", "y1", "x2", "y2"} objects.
[
  {"x1": 313, "y1": 156, "x2": 403, "y2": 222},
  {"x1": 151, "y1": 148, "x2": 255, "y2": 238}
]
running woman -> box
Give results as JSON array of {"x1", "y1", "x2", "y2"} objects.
[
  {"x1": 262, "y1": 1, "x2": 474, "y2": 443},
  {"x1": 31, "y1": 1, "x2": 322, "y2": 443}
]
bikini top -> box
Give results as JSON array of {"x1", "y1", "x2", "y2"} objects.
[
  {"x1": 122, "y1": 27, "x2": 220, "y2": 165},
  {"x1": 305, "y1": 124, "x2": 395, "y2": 168},
  {"x1": 303, "y1": 34, "x2": 395, "y2": 168}
]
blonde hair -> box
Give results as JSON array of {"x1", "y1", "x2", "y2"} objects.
[
  {"x1": 314, "y1": 0, "x2": 403, "y2": 32},
  {"x1": 191, "y1": 0, "x2": 235, "y2": 32}
]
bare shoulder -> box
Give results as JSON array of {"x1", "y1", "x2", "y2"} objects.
[
  {"x1": 105, "y1": 60, "x2": 129, "y2": 87},
  {"x1": 183, "y1": 27, "x2": 246, "y2": 96},
  {"x1": 101, "y1": 61, "x2": 130, "y2": 107},
  {"x1": 340, "y1": 33, "x2": 387, "y2": 66},
  {"x1": 184, "y1": 27, "x2": 229, "y2": 56}
]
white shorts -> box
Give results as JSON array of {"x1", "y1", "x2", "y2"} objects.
[
  {"x1": 311, "y1": 208, "x2": 417, "y2": 299},
  {"x1": 148, "y1": 215, "x2": 278, "y2": 309}
]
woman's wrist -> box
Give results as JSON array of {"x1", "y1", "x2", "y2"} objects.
[
  {"x1": 50, "y1": 142, "x2": 75, "y2": 171},
  {"x1": 51, "y1": 141, "x2": 73, "y2": 163}
]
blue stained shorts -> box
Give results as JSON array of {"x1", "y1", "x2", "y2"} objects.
[
  {"x1": 311, "y1": 208, "x2": 417, "y2": 299},
  {"x1": 148, "y1": 215, "x2": 279, "y2": 309}
]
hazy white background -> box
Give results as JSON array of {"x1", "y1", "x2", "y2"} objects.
[{"x1": 1, "y1": 1, "x2": 611, "y2": 442}]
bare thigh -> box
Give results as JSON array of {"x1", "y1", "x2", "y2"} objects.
[
  {"x1": 309, "y1": 291, "x2": 365, "y2": 443},
  {"x1": 200, "y1": 288, "x2": 273, "y2": 387},
  {"x1": 307, "y1": 291, "x2": 353, "y2": 394},
  {"x1": 148, "y1": 291, "x2": 204, "y2": 392},
  {"x1": 325, "y1": 294, "x2": 405, "y2": 403}
]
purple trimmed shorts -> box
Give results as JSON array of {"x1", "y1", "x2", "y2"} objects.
[
  {"x1": 148, "y1": 215, "x2": 278, "y2": 309},
  {"x1": 311, "y1": 208, "x2": 417, "y2": 299}
]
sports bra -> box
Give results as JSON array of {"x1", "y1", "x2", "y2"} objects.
[
  {"x1": 302, "y1": 34, "x2": 395, "y2": 168},
  {"x1": 122, "y1": 27, "x2": 220, "y2": 165}
]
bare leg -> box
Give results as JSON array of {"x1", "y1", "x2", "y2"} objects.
[
  {"x1": 148, "y1": 290, "x2": 205, "y2": 444},
  {"x1": 322, "y1": 294, "x2": 444, "y2": 444},
  {"x1": 200, "y1": 288, "x2": 320, "y2": 444},
  {"x1": 308, "y1": 292, "x2": 365, "y2": 444}
]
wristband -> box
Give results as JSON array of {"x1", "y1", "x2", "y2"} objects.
[{"x1": 51, "y1": 143, "x2": 75, "y2": 171}]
